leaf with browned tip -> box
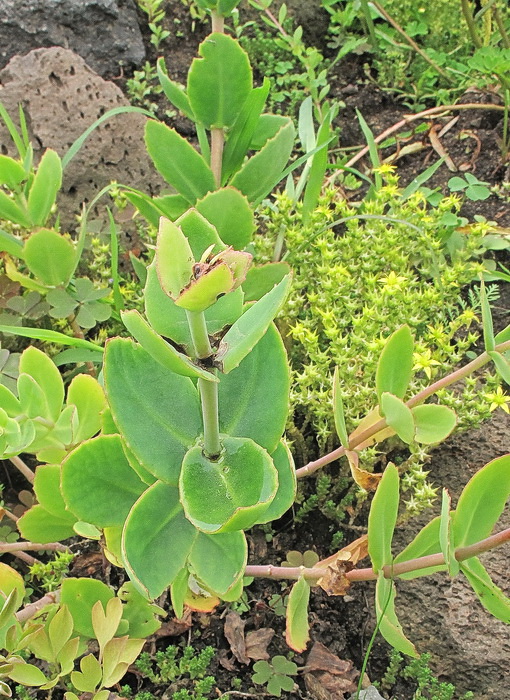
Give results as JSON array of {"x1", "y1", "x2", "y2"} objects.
[{"x1": 346, "y1": 451, "x2": 382, "y2": 491}]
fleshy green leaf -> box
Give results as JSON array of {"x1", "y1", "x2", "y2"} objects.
[
  {"x1": 66, "y1": 373, "x2": 106, "y2": 443},
  {"x1": 157, "y1": 57, "x2": 194, "y2": 120},
  {"x1": 0, "y1": 325, "x2": 103, "y2": 352},
  {"x1": 302, "y1": 111, "x2": 331, "y2": 223},
  {"x1": 19, "y1": 346, "x2": 64, "y2": 422},
  {"x1": 0, "y1": 155, "x2": 26, "y2": 189},
  {"x1": 242, "y1": 262, "x2": 290, "y2": 302},
  {"x1": 333, "y1": 366, "x2": 349, "y2": 449},
  {"x1": 461, "y1": 557, "x2": 510, "y2": 623},
  {"x1": 17, "y1": 504, "x2": 76, "y2": 543},
  {"x1": 122, "y1": 482, "x2": 198, "y2": 598},
  {"x1": 24, "y1": 229, "x2": 76, "y2": 287},
  {"x1": 218, "y1": 323, "x2": 289, "y2": 453},
  {"x1": 250, "y1": 114, "x2": 290, "y2": 150},
  {"x1": 489, "y1": 351, "x2": 510, "y2": 384},
  {"x1": 0, "y1": 190, "x2": 31, "y2": 227},
  {"x1": 453, "y1": 454, "x2": 510, "y2": 548},
  {"x1": 196, "y1": 188, "x2": 255, "y2": 249},
  {"x1": 230, "y1": 119, "x2": 295, "y2": 204},
  {"x1": 376, "y1": 575, "x2": 417, "y2": 657},
  {"x1": 156, "y1": 217, "x2": 194, "y2": 299},
  {"x1": 170, "y1": 569, "x2": 189, "y2": 619},
  {"x1": 62, "y1": 434, "x2": 147, "y2": 527},
  {"x1": 368, "y1": 463, "x2": 399, "y2": 572},
  {"x1": 216, "y1": 275, "x2": 291, "y2": 373},
  {"x1": 412, "y1": 404, "x2": 457, "y2": 444},
  {"x1": 380, "y1": 392, "x2": 415, "y2": 444},
  {"x1": 61, "y1": 578, "x2": 114, "y2": 638},
  {"x1": 7, "y1": 660, "x2": 47, "y2": 686},
  {"x1": 145, "y1": 120, "x2": 215, "y2": 203},
  {"x1": 256, "y1": 441, "x2": 296, "y2": 523},
  {"x1": 394, "y1": 517, "x2": 445, "y2": 580},
  {"x1": 118, "y1": 582, "x2": 162, "y2": 638},
  {"x1": 188, "y1": 530, "x2": 247, "y2": 595},
  {"x1": 104, "y1": 338, "x2": 201, "y2": 484},
  {"x1": 376, "y1": 326, "x2": 414, "y2": 402},
  {"x1": 0, "y1": 226, "x2": 25, "y2": 258},
  {"x1": 176, "y1": 208, "x2": 224, "y2": 260},
  {"x1": 221, "y1": 80, "x2": 270, "y2": 182},
  {"x1": 32, "y1": 464, "x2": 75, "y2": 521},
  {"x1": 187, "y1": 33, "x2": 252, "y2": 129},
  {"x1": 285, "y1": 576, "x2": 310, "y2": 652},
  {"x1": 144, "y1": 260, "x2": 243, "y2": 352},
  {"x1": 439, "y1": 489, "x2": 459, "y2": 577},
  {"x1": 175, "y1": 262, "x2": 234, "y2": 312},
  {"x1": 27, "y1": 149, "x2": 62, "y2": 226},
  {"x1": 179, "y1": 436, "x2": 278, "y2": 534},
  {"x1": 479, "y1": 280, "x2": 495, "y2": 352},
  {"x1": 121, "y1": 309, "x2": 217, "y2": 382}
]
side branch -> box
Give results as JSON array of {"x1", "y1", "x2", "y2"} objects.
[
  {"x1": 245, "y1": 527, "x2": 510, "y2": 584},
  {"x1": 295, "y1": 339, "x2": 510, "y2": 478}
]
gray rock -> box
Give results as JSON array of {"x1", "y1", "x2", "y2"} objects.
[
  {"x1": 348, "y1": 687, "x2": 384, "y2": 700},
  {"x1": 0, "y1": 47, "x2": 164, "y2": 229},
  {"x1": 391, "y1": 409, "x2": 510, "y2": 699},
  {"x1": 0, "y1": 0, "x2": 145, "y2": 77}
]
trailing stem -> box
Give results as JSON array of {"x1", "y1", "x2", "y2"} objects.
[
  {"x1": 9, "y1": 455, "x2": 35, "y2": 483},
  {"x1": 296, "y1": 338, "x2": 510, "y2": 478},
  {"x1": 186, "y1": 310, "x2": 221, "y2": 459},
  {"x1": 245, "y1": 526, "x2": 510, "y2": 583}
]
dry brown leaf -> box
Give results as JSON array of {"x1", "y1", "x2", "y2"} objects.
[
  {"x1": 303, "y1": 643, "x2": 358, "y2": 700},
  {"x1": 153, "y1": 609, "x2": 192, "y2": 638},
  {"x1": 304, "y1": 671, "x2": 358, "y2": 700},
  {"x1": 224, "y1": 610, "x2": 249, "y2": 664},
  {"x1": 316, "y1": 535, "x2": 368, "y2": 596},
  {"x1": 245, "y1": 627, "x2": 274, "y2": 660},
  {"x1": 218, "y1": 648, "x2": 238, "y2": 671},
  {"x1": 346, "y1": 450, "x2": 381, "y2": 491}
]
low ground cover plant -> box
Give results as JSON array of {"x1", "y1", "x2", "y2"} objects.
[{"x1": 0, "y1": 1, "x2": 509, "y2": 698}]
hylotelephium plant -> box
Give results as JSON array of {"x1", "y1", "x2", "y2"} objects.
[{"x1": 0, "y1": 2, "x2": 509, "y2": 694}]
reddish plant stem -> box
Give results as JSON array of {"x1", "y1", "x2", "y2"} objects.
[
  {"x1": 245, "y1": 527, "x2": 510, "y2": 583},
  {"x1": 9, "y1": 455, "x2": 35, "y2": 484},
  {"x1": 211, "y1": 10, "x2": 224, "y2": 34},
  {"x1": 1, "y1": 507, "x2": 19, "y2": 522},
  {"x1": 0, "y1": 541, "x2": 69, "y2": 554},
  {"x1": 211, "y1": 129, "x2": 225, "y2": 188},
  {"x1": 295, "y1": 339, "x2": 510, "y2": 478},
  {"x1": 13, "y1": 551, "x2": 39, "y2": 566},
  {"x1": 16, "y1": 590, "x2": 60, "y2": 623}
]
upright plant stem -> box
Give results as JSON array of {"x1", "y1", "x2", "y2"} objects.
[
  {"x1": 359, "y1": 0, "x2": 378, "y2": 50},
  {"x1": 209, "y1": 11, "x2": 226, "y2": 187},
  {"x1": 461, "y1": 0, "x2": 482, "y2": 47},
  {"x1": 494, "y1": 7, "x2": 510, "y2": 48},
  {"x1": 186, "y1": 310, "x2": 221, "y2": 459},
  {"x1": 211, "y1": 10, "x2": 224, "y2": 34},
  {"x1": 211, "y1": 129, "x2": 225, "y2": 187}
]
